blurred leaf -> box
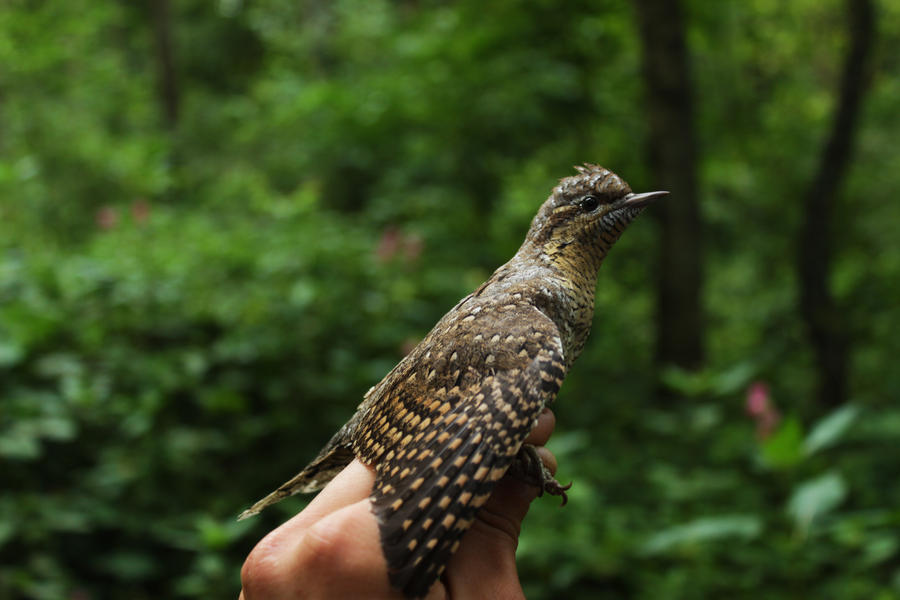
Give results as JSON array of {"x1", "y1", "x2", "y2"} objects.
[
  {"x1": 709, "y1": 361, "x2": 757, "y2": 395},
  {"x1": 0, "y1": 520, "x2": 14, "y2": 549},
  {"x1": 36, "y1": 416, "x2": 77, "y2": 441},
  {"x1": 640, "y1": 515, "x2": 762, "y2": 555},
  {"x1": 96, "y1": 552, "x2": 157, "y2": 581},
  {"x1": 198, "y1": 518, "x2": 230, "y2": 550},
  {"x1": 787, "y1": 472, "x2": 847, "y2": 533},
  {"x1": 862, "y1": 535, "x2": 899, "y2": 567},
  {"x1": 196, "y1": 514, "x2": 252, "y2": 550},
  {"x1": 660, "y1": 366, "x2": 707, "y2": 397},
  {"x1": 760, "y1": 417, "x2": 805, "y2": 468},
  {"x1": 546, "y1": 430, "x2": 590, "y2": 459},
  {"x1": 0, "y1": 426, "x2": 41, "y2": 459},
  {"x1": 660, "y1": 361, "x2": 756, "y2": 397},
  {"x1": 0, "y1": 340, "x2": 24, "y2": 366},
  {"x1": 804, "y1": 404, "x2": 860, "y2": 455}
]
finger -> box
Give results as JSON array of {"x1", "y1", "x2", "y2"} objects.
[
  {"x1": 242, "y1": 497, "x2": 402, "y2": 599},
  {"x1": 441, "y1": 512, "x2": 525, "y2": 599},
  {"x1": 440, "y1": 474, "x2": 531, "y2": 599},
  {"x1": 242, "y1": 460, "x2": 374, "y2": 574},
  {"x1": 470, "y1": 408, "x2": 558, "y2": 532},
  {"x1": 292, "y1": 499, "x2": 400, "y2": 597},
  {"x1": 242, "y1": 460, "x2": 389, "y2": 599},
  {"x1": 261, "y1": 459, "x2": 375, "y2": 542},
  {"x1": 291, "y1": 460, "x2": 375, "y2": 528},
  {"x1": 534, "y1": 446, "x2": 557, "y2": 476},
  {"x1": 442, "y1": 410, "x2": 559, "y2": 592},
  {"x1": 524, "y1": 408, "x2": 556, "y2": 446},
  {"x1": 476, "y1": 448, "x2": 558, "y2": 538}
]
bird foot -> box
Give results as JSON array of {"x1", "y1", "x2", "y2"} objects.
[{"x1": 509, "y1": 444, "x2": 573, "y2": 506}]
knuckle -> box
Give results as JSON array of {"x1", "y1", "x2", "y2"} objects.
[
  {"x1": 241, "y1": 523, "x2": 346, "y2": 599},
  {"x1": 298, "y1": 520, "x2": 345, "y2": 568},
  {"x1": 241, "y1": 536, "x2": 285, "y2": 599}
]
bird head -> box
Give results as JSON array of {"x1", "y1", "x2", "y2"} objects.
[{"x1": 525, "y1": 164, "x2": 667, "y2": 271}]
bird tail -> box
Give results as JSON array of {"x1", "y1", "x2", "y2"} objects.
[{"x1": 238, "y1": 428, "x2": 356, "y2": 520}]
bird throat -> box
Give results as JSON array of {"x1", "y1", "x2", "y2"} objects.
[{"x1": 535, "y1": 208, "x2": 642, "y2": 363}]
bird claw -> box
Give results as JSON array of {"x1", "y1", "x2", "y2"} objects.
[
  {"x1": 510, "y1": 444, "x2": 573, "y2": 506},
  {"x1": 543, "y1": 478, "x2": 573, "y2": 506}
]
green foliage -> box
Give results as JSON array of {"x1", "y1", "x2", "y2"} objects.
[
  {"x1": 639, "y1": 514, "x2": 763, "y2": 555},
  {"x1": 787, "y1": 472, "x2": 847, "y2": 534},
  {"x1": 2, "y1": 1, "x2": 899, "y2": 598}
]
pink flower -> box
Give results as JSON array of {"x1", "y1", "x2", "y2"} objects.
[
  {"x1": 96, "y1": 206, "x2": 118, "y2": 230},
  {"x1": 376, "y1": 227, "x2": 425, "y2": 264},
  {"x1": 746, "y1": 382, "x2": 771, "y2": 416},
  {"x1": 745, "y1": 381, "x2": 780, "y2": 439},
  {"x1": 376, "y1": 227, "x2": 402, "y2": 263}
]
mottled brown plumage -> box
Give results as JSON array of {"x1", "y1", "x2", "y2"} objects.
[{"x1": 239, "y1": 164, "x2": 666, "y2": 598}]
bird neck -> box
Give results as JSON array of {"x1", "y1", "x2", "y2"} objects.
[
  {"x1": 510, "y1": 212, "x2": 639, "y2": 363},
  {"x1": 473, "y1": 243, "x2": 601, "y2": 366}
]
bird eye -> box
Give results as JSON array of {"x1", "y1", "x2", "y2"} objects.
[{"x1": 579, "y1": 195, "x2": 600, "y2": 212}]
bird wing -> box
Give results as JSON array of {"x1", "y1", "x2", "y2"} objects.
[{"x1": 359, "y1": 301, "x2": 568, "y2": 598}]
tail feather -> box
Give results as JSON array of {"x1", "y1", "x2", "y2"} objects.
[{"x1": 238, "y1": 436, "x2": 355, "y2": 520}]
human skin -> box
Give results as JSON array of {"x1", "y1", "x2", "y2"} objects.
[{"x1": 240, "y1": 408, "x2": 559, "y2": 600}]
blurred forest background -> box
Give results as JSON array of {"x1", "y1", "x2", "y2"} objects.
[{"x1": 2, "y1": 0, "x2": 899, "y2": 598}]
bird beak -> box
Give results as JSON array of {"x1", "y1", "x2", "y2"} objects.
[{"x1": 622, "y1": 190, "x2": 668, "y2": 208}]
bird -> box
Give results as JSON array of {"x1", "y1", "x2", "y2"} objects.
[{"x1": 239, "y1": 164, "x2": 666, "y2": 598}]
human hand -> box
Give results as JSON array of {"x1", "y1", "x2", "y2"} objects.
[{"x1": 240, "y1": 408, "x2": 559, "y2": 600}]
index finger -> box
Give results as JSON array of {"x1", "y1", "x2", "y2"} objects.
[
  {"x1": 524, "y1": 408, "x2": 556, "y2": 447},
  {"x1": 262, "y1": 459, "x2": 375, "y2": 541}
]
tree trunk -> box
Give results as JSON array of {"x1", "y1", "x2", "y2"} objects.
[
  {"x1": 151, "y1": 0, "x2": 179, "y2": 129},
  {"x1": 633, "y1": 0, "x2": 704, "y2": 392},
  {"x1": 798, "y1": 0, "x2": 875, "y2": 408}
]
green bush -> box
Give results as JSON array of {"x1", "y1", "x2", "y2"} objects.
[{"x1": 2, "y1": 1, "x2": 899, "y2": 598}]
